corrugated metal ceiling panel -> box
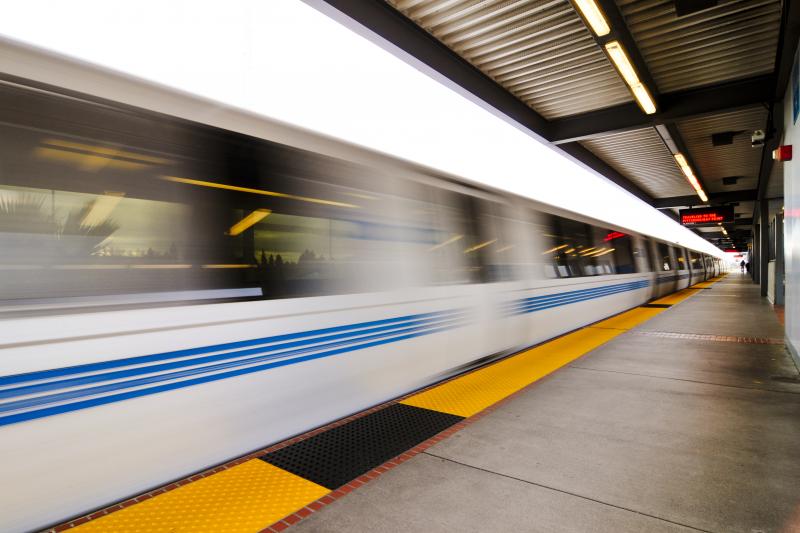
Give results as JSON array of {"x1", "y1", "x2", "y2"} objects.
[
  {"x1": 386, "y1": 0, "x2": 633, "y2": 118},
  {"x1": 677, "y1": 106, "x2": 768, "y2": 194},
  {"x1": 617, "y1": 0, "x2": 781, "y2": 93},
  {"x1": 580, "y1": 127, "x2": 694, "y2": 197}
]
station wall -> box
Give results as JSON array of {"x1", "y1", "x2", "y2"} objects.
[{"x1": 783, "y1": 38, "x2": 800, "y2": 363}]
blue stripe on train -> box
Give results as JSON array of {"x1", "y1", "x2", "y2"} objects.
[
  {"x1": 0, "y1": 278, "x2": 652, "y2": 428},
  {"x1": 0, "y1": 308, "x2": 465, "y2": 387},
  {"x1": 505, "y1": 279, "x2": 649, "y2": 316}
]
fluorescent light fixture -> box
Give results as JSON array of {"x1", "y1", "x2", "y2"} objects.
[
  {"x1": 228, "y1": 208, "x2": 271, "y2": 236},
  {"x1": 0, "y1": 1, "x2": 724, "y2": 258},
  {"x1": 630, "y1": 84, "x2": 657, "y2": 115},
  {"x1": 573, "y1": 0, "x2": 610, "y2": 36},
  {"x1": 673, "y1": 153, "x2": 708, "y2": 203},
  {"x1": 604, "y1": 41, "x2": 656, "y2": 115},
  {"x1": 604, "y1": 41, "x2": 639, "y2": 87}
]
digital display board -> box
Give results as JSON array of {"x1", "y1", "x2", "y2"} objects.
[{"x1": 679, "y1": 206, "x2": 734, "y2": 226}]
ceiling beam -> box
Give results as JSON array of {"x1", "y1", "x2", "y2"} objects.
[
  {"x1": 549, "y1": 75, "x2": 772, "y2": 144},
  {"x1": 592, "y1": 0, "x2": 661, "y2": 100},
  {"x1": 653, "y1": 189, "x2": 757, "y2": 208},
  {"x1": 578, "y1": 0, "x2": 710, "y2": 198}
]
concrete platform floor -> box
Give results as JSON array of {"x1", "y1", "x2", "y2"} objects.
[{"x1": 292, "y1": 274, "x2": 800, "y2": 533}]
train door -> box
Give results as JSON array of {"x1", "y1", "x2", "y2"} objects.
[
  {"x1": 687, "y1": 250, "x2": 695, "y2": 284},
  {"x1": 674, "y1": 247, "x2": 690, "y2": 289},
  {"x1": 474, "y1": 199, "x2": 533, "y2": 355},
  {"x1": 654, "y1": 241, "x2": 676, "y2": 296}
]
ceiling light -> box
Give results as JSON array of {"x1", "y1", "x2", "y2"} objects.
[
  {"x1": 630, "y1": 84, "x2": 657, "y2": 115},
  {"x1": 673, "y1": 153, "x2": 708, "y2": 203},
  {"x1": 604, "y1": 41, "x2": 657, "y2": 115},
  {"x1": 573, "y1": 0, "x2": 610, "y2": 36}
]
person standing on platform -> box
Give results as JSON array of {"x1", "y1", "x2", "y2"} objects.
[{"x1": 740, "y1": 260, "x2": 745, "y2": 272}]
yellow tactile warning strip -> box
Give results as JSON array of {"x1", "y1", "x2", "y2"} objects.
[
  {"x1": 57, "y1": 274, "x2": 726, "y2": 533},
  {"x1": 72, "y1": 460, "x2": 328, "y2": 532},
  {"x1": 401, "y1": 326, "x2": 623, "y2": 417},
  {"x1": 589, "y1": 307, "x2": 667, "y2": 330},
  {"x1": 402, "y1": 275, "x2": 726, "y2": 418},
  {"x1": 652, "y1": 288, "x2": 700, "y2": 306}
]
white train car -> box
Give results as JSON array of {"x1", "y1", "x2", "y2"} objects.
[{"x1": 0, "y1": 39, "x2": 721, "y2": 532}]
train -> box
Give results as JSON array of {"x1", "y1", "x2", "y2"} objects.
[{"x1": 0, "y1": 39, "x2": 722, "y2": 532}]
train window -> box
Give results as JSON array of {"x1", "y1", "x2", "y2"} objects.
[
  {"x1": 603, "y1": 230, "x2": 635, "y2": 274},
  {"x1": 646, "y1": 241, "x2": 658, "y2": 272},
  {"x1": 545, "y1": 215, "x2": 595, "y2": 277},
  {"x1": 432, "y1": 192, "x2": 485, "y2": 284},
  {"x1": 473, "y1": 202, "x2": 529, "y2": 283},
  {"x1": 688, "y1": 251, "x2": 701, "y2": 271},
  {"x1": 0, "y1": 113, "x2": 468, "y2": 310},
  {"x1": 656, "y1": 242, "x2": 673, "y2": 271},
  {"x1": 542, "y1": 215, "x2": 636, "y2": 277},
  {"x1": 675, "y1": 247, "x2": 686, "y2": 269},
  {"x1": 0, "y1": 183, "x2": 199, "y2": 302}
]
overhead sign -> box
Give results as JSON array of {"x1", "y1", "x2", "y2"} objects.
[{"x1": 679, "y1": 206, "x2": 734, "y2": 226}]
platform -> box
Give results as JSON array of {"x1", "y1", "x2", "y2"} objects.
[{"x1": 51, "y1": 274, "x2": 800, "y2": 533}]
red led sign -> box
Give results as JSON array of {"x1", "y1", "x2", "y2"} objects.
[
  {"x1": 679, "y1": 206, "x2": 734, "y2": 226},
  {"x1": 604, "y1": 231, "x2": 627, "y2": 241}
]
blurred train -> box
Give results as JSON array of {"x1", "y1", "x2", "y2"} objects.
[{"x1": 0, "y1": 39, "x2": 721, "y2": 532}]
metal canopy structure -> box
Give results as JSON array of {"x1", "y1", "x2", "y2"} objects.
[{"x1": 320, "y1": 0, "x2": 799, "y2": 252}]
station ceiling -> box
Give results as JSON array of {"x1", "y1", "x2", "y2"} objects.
[{"x1": 322, "y1": 0, "x2": 799, "y2": 252}]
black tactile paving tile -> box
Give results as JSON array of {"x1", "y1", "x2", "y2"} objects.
[
  {"x1": 641, "y1": 303, "x2": 672, "y2": 308},
  {"x1": 260, "y1": 403, "x2": 464, "y2": 489}
]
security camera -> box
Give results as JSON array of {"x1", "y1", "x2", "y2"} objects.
[{"x1": 751, "y1": 130, "x2": 765, "y2": 148}]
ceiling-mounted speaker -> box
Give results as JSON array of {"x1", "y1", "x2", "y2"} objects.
[
  {"x1": 675, "y1": 0, "x2": 718, "y2": 17},
  {"x1": 722, "y1": 176, "x2": 739, "y2": 185}
]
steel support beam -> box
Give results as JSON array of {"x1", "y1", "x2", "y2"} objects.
[
  {"x1": 550, "y1": 75, "x2": 772, "y2": 144},
  {"x1": 652, "y1": 189, "x2": 757, "y2": 208}
]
